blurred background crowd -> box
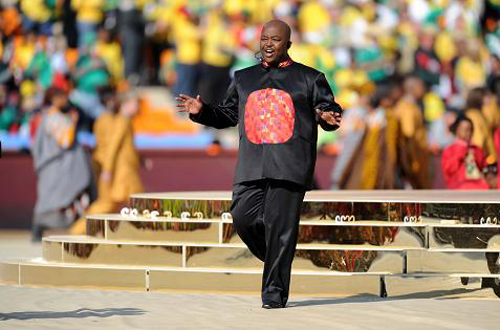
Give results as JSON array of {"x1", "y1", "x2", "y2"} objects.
[{"x1": 1, "y1": 0, "x2": 500, "y2": 235}]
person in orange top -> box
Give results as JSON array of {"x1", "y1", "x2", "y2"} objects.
[
  {"x1": 0, "y1": 5, "x2": 21, "y2": 37},
  {"x1": 441, "y1": 115, "x2": 489, "y2": 190}
]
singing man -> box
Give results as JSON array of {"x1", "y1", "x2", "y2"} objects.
[{"x1": 176, "y1": 19, "x2": 342, "y2": 309}]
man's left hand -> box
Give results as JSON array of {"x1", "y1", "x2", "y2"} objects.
[{"x1": 316, "y1": 109, "x2": 342, "y2": 127}]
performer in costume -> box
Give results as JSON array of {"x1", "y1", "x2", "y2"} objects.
[
  {"x1": 333, "y1": 83, "x2": 401, "y2": 189},
  {"x1": 69, "y1": 88, "x2": 144, "y2": 235},
  {"x1": 177, "y1": 20, "x2": 342, "y2": 309},
  {"x1": 441, "y1": 115, "x2": 489, "y2": 189}
]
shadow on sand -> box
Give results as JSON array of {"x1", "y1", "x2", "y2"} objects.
[
  {"x1": 288, "y1": 288, "x2": 485, "y2": 308},
  {"x1": 0, "y1": 308, "x2": 146, "y2": 321}
]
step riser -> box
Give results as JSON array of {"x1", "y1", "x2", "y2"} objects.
[
  {"x1": 0, "y1": 263, "x2": 18, "y2": 284},
  {"x1": 44, "y1": 241, "x2": 183, "y2": 268},
  {"x1": 129, "y1": 198, "x2": 500, "y2": 222},
  {"x1": 2, "y1": 262, "x2": 499, "y2": 297},
  {"x1": 224, "y1": 224, "x2": 429, "y2": 247},
  {"x1": 89, "y1": 219, "x2": 429, "y2": 248},
  {"x1": 87, "y1": 218, "x2": 500, "y2": 250},
  {"x1": 88, "y1": 219, "x2": 222, "y2": 243},
  {"x1": 428, "y1": 227, "x2": 500, "y2": 249},
  {"x1": 43, "y1": 241, "x2": 406, "y2": 273},
  {"x1": 42, "y1": 240, "x2": 500, "y2": 274},
  {"x1": 0, "y1": 262, "x2": 145, "y2": 289},
  {"x1": 0, "y1": 262, "x2": 381, "y2": 294},
  {"x1": 407, "y1": 251, "x2": 500, "y2": 273},
  {"x1": 150, "y1": 271, "x2": 382, "y2": 295}
]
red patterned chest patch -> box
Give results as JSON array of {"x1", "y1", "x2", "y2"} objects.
[{"x1": 244, "y1": 88, "x2": 295, "y2": 144}]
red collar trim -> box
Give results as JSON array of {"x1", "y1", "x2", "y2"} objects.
[{"x1": 261, "y1": 58, "x2": 293, "y2": 68}]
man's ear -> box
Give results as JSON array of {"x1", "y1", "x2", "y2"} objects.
[{"x1": 287, "y1": 41, "x2": 292, "y2": 49}]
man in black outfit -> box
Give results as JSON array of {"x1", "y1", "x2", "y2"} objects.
[{"x1": 176, "y1": 19, "x2": 342, "y2": 308}]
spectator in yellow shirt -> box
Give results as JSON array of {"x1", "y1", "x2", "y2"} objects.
[
  {"x1": 455, "y1": 41, "x2": 486, "y2": 96},
  {"x1": 71, "y1": 0, "x2": 105, "y2": 48},
  {"x1": 198, "y1": 11, "x2": 235, "y2": 104},
  {"x1": 297, "y1": 0, "x2": 331, "y2": 44},
  {"x1": 95, "y1": 27, "x2": 124, "y2": 84},
  {"x1": 20, "y1": 0, "x2": 54, "y2": 35},
  {"x1": 10, "y1": 32, "x2": 36, "y2": 74},
  {"x1": 171, "y1": 9, "x2": 201, "y2": 97}
]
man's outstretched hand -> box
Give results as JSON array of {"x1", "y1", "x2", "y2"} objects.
[
  {"x1": 316, "y1": 109, "x2": 342, "y2": 127},
  {"x1": 176, "y1": 94, "x2": 203, "y2": 115}
]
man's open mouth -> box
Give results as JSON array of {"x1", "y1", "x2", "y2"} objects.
[{"x1": 264, "y1": 49, "x2": 275, "y2": 57}]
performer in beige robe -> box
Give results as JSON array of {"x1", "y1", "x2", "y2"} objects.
[
  {"x1": 332, "y1": 82, "x2": 400, "y2": 190},
  {"x1": 70, "y1": 90, "x2": 143, "y2": 234},
  {"x1": 393, "y1": 76, "x2": 431, "y2": 189},
  {"x1": 465, "y1": 87, "x2": 497, "y2": 161}
]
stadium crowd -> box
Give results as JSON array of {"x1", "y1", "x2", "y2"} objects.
[{"x1": 0, "y1": 0, "x2": 499, "y2": 191}]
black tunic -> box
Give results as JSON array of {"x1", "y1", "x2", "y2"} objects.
[{"x1": 190, "y1": 61, "x2": 342, "y2": 189}]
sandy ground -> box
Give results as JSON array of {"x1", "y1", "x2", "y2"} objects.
[
  {"x1": 1, "y1": 285, "x2": 500, "y2": 330},
  {"x1": 1, "y1": 230, "x2": 500, "y2": 330},
  {"x1": 0, "y1": 231, "x2": 41, "y2": 259}
]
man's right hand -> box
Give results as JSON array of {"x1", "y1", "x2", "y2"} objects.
[{"x1": 176, "y1": 94, "x2": 203, "y2": 115}]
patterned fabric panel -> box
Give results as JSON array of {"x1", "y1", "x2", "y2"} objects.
[{"x1": 244, "y1": 88, "x2": 295, "y2": 144}]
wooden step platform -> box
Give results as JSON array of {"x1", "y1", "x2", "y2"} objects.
[
  {"x1": 131, "y1": 190, "x2": 500, "y2": 203},
  {"x1": 1, "y1": 259, "x2": 499, "y2": 297},
  {"x1": 1, "y1": 190, "x2": 499, "y2": 297},
  {"x1": 129, "y1": 190, "x2": 500, "y2": 227},
  {"x1": 86, "y1": 214, "x2": 500, "y2": 250}
]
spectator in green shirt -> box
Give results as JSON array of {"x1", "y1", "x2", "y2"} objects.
[{"x1": 69, "y1": 32, "x2": 110, "y2": 123}]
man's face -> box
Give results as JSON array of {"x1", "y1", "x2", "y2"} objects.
[{"x1": 260, "y1": 24, "x2": 289, "y2": 65}]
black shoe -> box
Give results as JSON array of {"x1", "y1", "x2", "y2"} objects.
[
  {"x1": 482, "y1": 277, "x2": 495, "y2": 288},
  {"x1": 262, "y1": 302, "x2": 284, "y2": 309}
]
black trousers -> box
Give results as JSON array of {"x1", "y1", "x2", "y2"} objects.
[{"x1": 230, "y1": 179, "x2": 306, "y2": 305}]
